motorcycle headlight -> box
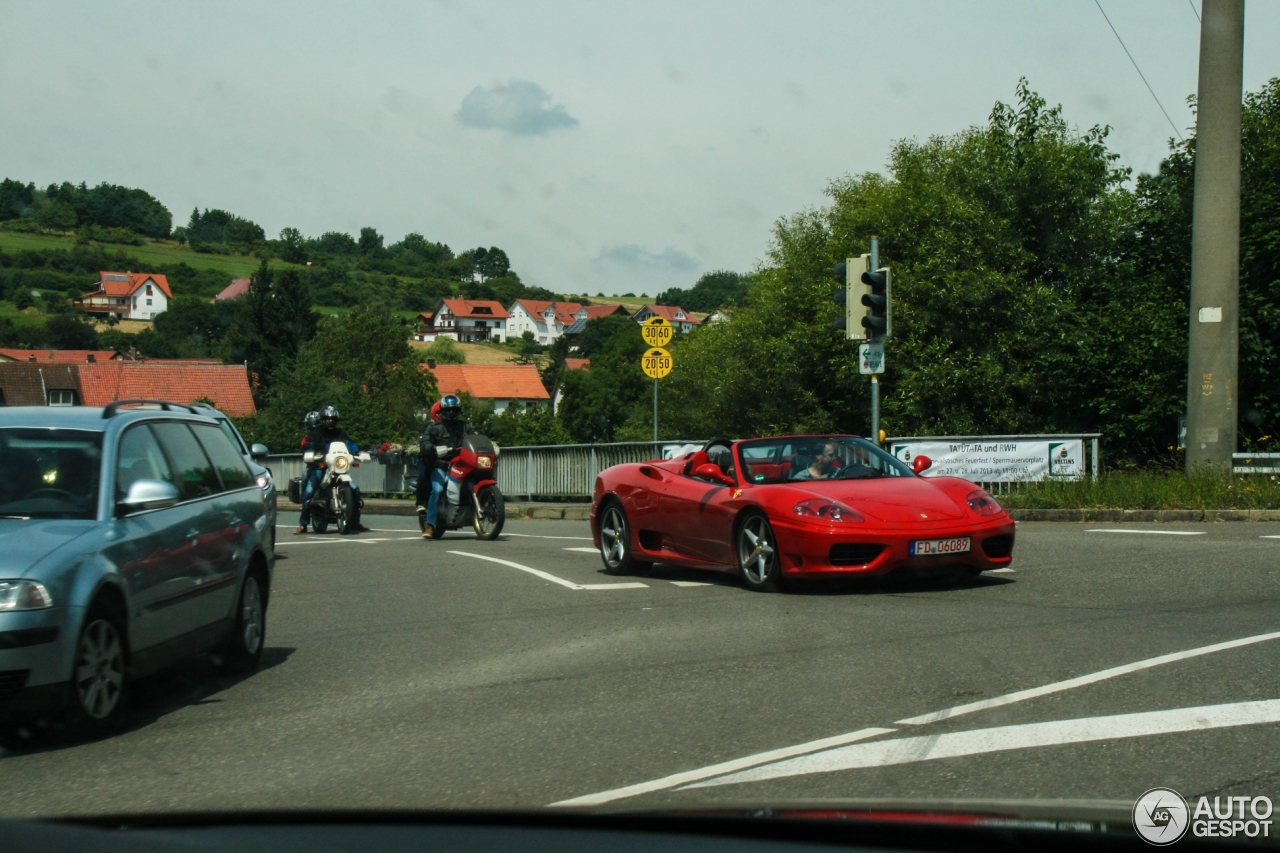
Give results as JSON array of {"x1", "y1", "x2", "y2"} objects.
[
  {"x1": 334, "y1": 456, "x2": 350, "y2": 472},
  {"x1": 967, "y1": 489, "x2": 1003, "y2": 516},
  {"x1": 477, "y1": 455, "x2": 493, "y2": 469},
  {"x1": 793, "y1": 499, "x2": 863, "y2": 523},
  {"x1": 0, "y1": 580, "x2": 53, "y2": 611}
]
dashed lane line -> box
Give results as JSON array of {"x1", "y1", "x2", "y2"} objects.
[
  {"x1": 564, "y1": 547, "x2": 600, "y2": 553},
  {"x1": 506, "y1": 533, "x2": 595, "y2": 541},
  {"x1": 1085, "y1": 528, "x2": 1205, "y2": 535},
  {"x1": 448, "y1": 551, "x2": 647, "y2": 591}
]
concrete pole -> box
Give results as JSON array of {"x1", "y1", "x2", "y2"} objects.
[
  {"x1": 1185, "y1": 0, "x2": 1244, "y2": 471},
  {"x1": 869, "y1": 236, "x2": 880, "y2": 444}
]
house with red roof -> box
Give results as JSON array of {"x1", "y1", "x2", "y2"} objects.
[
  {"x1": 507, "y1": 300, "x2": 630, "y2": 345},
  {"x1": 423, "y1": 364, "x2": 549, "y2": 413},
  {"x1": 213, "y1": 277, "x2": 251, "y2": 302},
  {"x1": 417, "y1": 299, "x2": 508, "y2": 343},
  {"x1": 75, "y1": 271, "x2": 172, "y2": 321},
  {"x1": 631, "y1": 304, "x2": 701, "y2": 334},
  {"x1": 0, "y1": 349, "x2": 120, "y2": 364},
  {"x1": 0, "y1": 361, "x2": 256, "y2": 415}
]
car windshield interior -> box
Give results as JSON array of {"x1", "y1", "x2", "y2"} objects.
[
  {"x1": 738, "y1": 436, "x2": 913, "y2": 484},
  {"x1": 0, "y1": 428, "x2": 102, "y2": 519}
]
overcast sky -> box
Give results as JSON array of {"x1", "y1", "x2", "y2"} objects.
[{"x1": 2, "y1": 1, "x2": 1277, "y2": 296}]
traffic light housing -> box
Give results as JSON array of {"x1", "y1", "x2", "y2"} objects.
[
  {"x1": 860, "y1": 266, "x2": 892, "y2": 340},
  {"x1": 831, "y1": 255, "x2": 870, "y2": 339}
]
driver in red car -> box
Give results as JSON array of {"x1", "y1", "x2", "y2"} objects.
[{"x1": 792, "y1": 442, "x2": 839, "y2": 480}]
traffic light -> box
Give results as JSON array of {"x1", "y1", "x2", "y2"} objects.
[
  {"x1": 831, "y1": 255, "x2": 870, "y2": 339},
  {"x1": 860, "y1": 266, "x2": 892, "y2": 340}
]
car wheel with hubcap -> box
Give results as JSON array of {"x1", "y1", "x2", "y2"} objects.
[
  {"x1": 599, "y1": 501, "x2": 651, "y2": 575},
  {"x1": 216, "y1": 570, "x2": 266, "y2": 673},
  {"x1": 737, "y1": 511, "x2": 782, "y2": 592},
  {"x1": 68, "y1": 604, "x2": 128, "y2": 731}
]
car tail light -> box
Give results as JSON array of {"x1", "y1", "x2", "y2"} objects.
[
  {"x1": 967, "y1": 489, "x2": 1003, "y2": 516},
  {"x1": 793, "y1": 499, "x2": 864, "y2": 523}
]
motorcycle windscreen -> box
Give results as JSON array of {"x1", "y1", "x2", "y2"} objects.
[{"x1": 462, "y1": 434, "x2": 496, "y2": 455}]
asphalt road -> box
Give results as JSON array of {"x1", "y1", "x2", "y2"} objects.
[{"x1": 3, "y1": 518, "x2": 1280, "y2": 818}]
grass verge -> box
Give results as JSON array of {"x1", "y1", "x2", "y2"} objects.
[
  {"x1": 998, "y1": 468, "x2": 1280, "y2": 510},
  {"x1": 0, "y1": 231, "x2": 302, "y2": 278}
]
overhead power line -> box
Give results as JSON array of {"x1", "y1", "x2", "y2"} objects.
[
  {"x1": 1188, "y1": 0, "x2": 1202, "y2": 24},
  {"x1": 1094, "y1": 0, "x2": 1185, "y2": 142}
]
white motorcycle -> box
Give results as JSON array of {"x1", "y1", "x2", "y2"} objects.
[{"x1": 301, "y1": 441, "x2": 372, "y2": 534}]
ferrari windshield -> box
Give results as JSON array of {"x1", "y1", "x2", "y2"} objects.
[
  {"x1": 0, "y1": 428, "x2": 102, "y2": 519},
  {"x1": 738, "y1": 436, "x2": 913, "y2": 484}
]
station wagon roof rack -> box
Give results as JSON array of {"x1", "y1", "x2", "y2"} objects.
[{"x1": 102, "y1": 399, "x2": 202, "y2": 418}]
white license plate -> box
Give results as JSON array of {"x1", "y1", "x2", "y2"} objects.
[{"x1": 910, "y1": 537, "x2": 971, "y2": 556}]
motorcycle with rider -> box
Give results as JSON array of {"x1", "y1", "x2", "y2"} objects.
[
  {"x1": 294, "y1": 406, "x2": 371, "y2": 535},
  {"x1": 413, "y1": 394, "x2": 504, "y2": 540}
]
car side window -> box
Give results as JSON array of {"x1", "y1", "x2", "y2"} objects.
[
  {"x1": 191, "y1": 423, "x2": 255, "y2": 491},
  {"x1": 215, "y1": 418, "x2": 248, "y2": 456},
  {"x1": 115, "y1": 425, "x2": 176, "y2": 501},
  {"x1": 150, "y1": 422, "x2": 221, "y2": 500}
]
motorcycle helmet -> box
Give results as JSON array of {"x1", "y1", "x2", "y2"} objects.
[
  {"x1": 305, "y1": 411, "x2": 321, "y2": 429},
  {"x1": 321, "y1": 405, "x2": 339, "y2": 428},
  {"x1": 430, "y1": 401, "x2": 442, "y2": 423},
  {"x1": 440, "y1": 395, "x2": 461, "y2": 421}
]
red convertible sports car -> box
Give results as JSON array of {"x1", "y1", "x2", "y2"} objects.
[{"x1": 591, "y1": 435, "x2": 1015, "y2": 591}]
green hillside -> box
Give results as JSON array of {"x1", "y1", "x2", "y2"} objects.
[{"x1": 0, "y1": 230, "x2": 298, "y2": 278}]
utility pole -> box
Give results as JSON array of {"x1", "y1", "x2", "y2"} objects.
[
  {"x1": 1185, "y1": 0, "x2": 1245, "y2": 471},
  {"x1": 869, "y1": 237, "x2": 880, "y2": 445}
]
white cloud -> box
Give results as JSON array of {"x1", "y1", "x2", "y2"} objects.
[{"x1": 594, "y1": 244, "x2": 699, "y2": 273}]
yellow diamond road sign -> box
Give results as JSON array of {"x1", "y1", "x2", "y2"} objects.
[
  {"x1": 641, "y1": 347, "x2": 673, "y2": 379},
  {"x1": 641, "y1": 316, "x2": 674, "y2": 348}
]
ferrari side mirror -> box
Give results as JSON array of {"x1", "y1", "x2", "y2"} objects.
[
  {"x1": 693, "y1": 463, "x2": 735, "y2": 487},
  {"x1": 912, "y1": 455, "x2": 932, "y2": 475}
]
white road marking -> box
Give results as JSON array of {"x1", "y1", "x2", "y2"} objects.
[
  {"x1": 685, "y1": 700, "x2": 1280, "y2": 789},
  {"x1": 564, "y1": 547, "x2": 600, "y2": 553},
  {"x1": 897, "y1": 629, "x2": 1280, "y2": 725},
  {"x1": 549, "y1": 727, "x2": 895, "y2": 807},
  {"x1": 276, "y1": 537, "x2": 390, "y2": 546},
  {"x1": 505, "y1": 533, "x2": 595, "y2": 541},
  {"x1": 1085, "y1": 528, "x2": 1205, "y2": 535},
  {"x1": 1261, "y1": 535, "x2": 1280, "y2": 539},
  {"x1": 987, "y1": 568, "x2": 1015, "y2": 574},
  {"x1": 670, "y1": 581, "x2": 713, "y2": 587},
  {"x1": 448, "y1": 551, "x2": 646, "y2": 591}
]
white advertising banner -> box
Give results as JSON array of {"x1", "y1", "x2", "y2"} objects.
[{"x1": 888, "y1": 438, "x2": 1084, "y2": 482}]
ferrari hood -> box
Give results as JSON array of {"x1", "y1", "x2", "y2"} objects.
[{"x1": 789, "y1": 477, "x2": 967, "y2": 523}]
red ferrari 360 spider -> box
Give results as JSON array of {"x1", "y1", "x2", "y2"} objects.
[{"x1": 590, "y1": 435, "x2": 1015, "y2": 591}]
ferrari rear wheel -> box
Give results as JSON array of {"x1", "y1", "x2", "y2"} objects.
[
  {"x1": 737, "y1": 511, "x2": 782, "y2": 592},
  {"x1": 599, "y1": 501, "x2": 651, "y2": 576}
]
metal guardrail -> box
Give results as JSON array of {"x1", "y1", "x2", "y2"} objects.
[
  {"x1": 1233, "y1": 452, "x2": 1280, "y2": 474},
  {"x1": 264, "y1": 455, "x2": 414, "y2": 496}
]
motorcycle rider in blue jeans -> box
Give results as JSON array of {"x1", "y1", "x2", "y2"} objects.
[
  {"x1": 296, "y1": 406, "x2": 369, "y2": 534},
  {"x1": 418, "y1": 394, "x2": 474, "y2": 539}
]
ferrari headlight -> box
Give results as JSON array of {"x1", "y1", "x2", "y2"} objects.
[
  {"x1": 0, "y1": 580, "x2": 53, "y2": 611},
  {"x1": 334, "y1": 456, "x2": 350, "y2": 472},
  {"x1": 967, "y1": 489, "x2": 1003, "y2": 516},
  {"x1": 793, "y1": 499, "x2": 863, "y2": 523},
  {"x1": 477, "y1": 455, "x2": 493, "y2": 469}
]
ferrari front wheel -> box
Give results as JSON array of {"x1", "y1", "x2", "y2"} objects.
[
  {"x1": 737, "y1": 511, "x2": 782, "y2": 592},
  {"x1": 599, "y1": 501, "x2": 651, "y2": 576}
]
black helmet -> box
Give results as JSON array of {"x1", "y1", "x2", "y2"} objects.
[
  {"x1": 440, "y1": 395, "x2": 461, "y2": 421},
  {"x1": 321, "y1": 405, "x2": 339, "y2": 427},
  {"x1": 305, "y1": 411, "x2": 321, "y2": 429}
]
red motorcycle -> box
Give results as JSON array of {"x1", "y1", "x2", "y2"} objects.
[{"x1": 416, "y1": 434, "x2": 505, "y2": 540}]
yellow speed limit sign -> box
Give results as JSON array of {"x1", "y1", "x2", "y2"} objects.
[
  {"x1": 641, "y1": 347, "x2": 673, "y2": 379},
  {"x1": 641, "y1": 316, "x2": 673, "y2": 348}
]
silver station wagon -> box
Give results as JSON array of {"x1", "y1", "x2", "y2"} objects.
[{"x1": 0, "y1": 400, "x2": 273, "y2": 734}]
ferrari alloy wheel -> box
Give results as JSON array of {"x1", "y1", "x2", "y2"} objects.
[
  {"x1": 599, "y1": 501, "x2": 651, "y2": 575},
  {"x1": 737, "y1": 512, "x2": 781, "y2": 591}
]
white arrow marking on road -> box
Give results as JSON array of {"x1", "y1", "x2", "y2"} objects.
[
  {"x1": 448, "y1": 551, "x2": 647, "y2": 590},
  {"x1": 684, "y1": 700, "x2": 1280, "y2": 790},
  {"x1": 896, "y1": 629, "x2": 1280, "y2": 725},
  {"x1": 549, "y1": 728, "x2": 896, "y2": 807},
  {"x1": 1085, "y1": 529, "x2": 1205, "y2": 535}
]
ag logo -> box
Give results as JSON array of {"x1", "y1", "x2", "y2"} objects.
[{"x1": 1133, "y1": 787, "x2": 1190, "y2": 845}]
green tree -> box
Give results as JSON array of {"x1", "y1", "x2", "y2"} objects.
[
  {"x1": 557, "y1": 317, "x2": 649, "y2": 441},
  {"x1": 422, "y1": 336, "x2": 466, "y2": 364},
  {"x1": 224, "y1": 261, "x2": 317, "y2": 396},
  {"x1": 656, "y1": 270, "x2": 752, "y2": 312},
  {"x1": 278, "y1": 227, "x2": 307, "y2": 263},
  {"x1": 45, "y1": 313, "x2": 99, "y2": 349}
]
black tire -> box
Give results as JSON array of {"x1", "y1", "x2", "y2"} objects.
[
  {"x1": 336, "y1": 482, "x2": 354, "y2": 534},
  {"x1": 66, "y1": 602, "x2": 129, "y2": 733},
  {"x1": 473, "y1": 486, "x2": 505, "y2": 540},
  {"x1": 598, "y1": 500, "x2": 651, "y2": 575},
  {"x1": 431, "y1": 519, "x2": 447, "y2": 539},
  {"x1": 737, "y1": 511, "x2": 782, "y2": 592},
  {"x1": 216, "y1": 569, "x2": 267, "y2": 674},
  {"x1": 311, "y1": 517, "x2": 329, "y2": 534},
  {"x1": 418, "y1": 508, "x2": 427, "y2": 533}
]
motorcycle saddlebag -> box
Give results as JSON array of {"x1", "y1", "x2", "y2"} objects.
[{"x1": 288, "y1": 476, "x2": 303, "y2": 504}]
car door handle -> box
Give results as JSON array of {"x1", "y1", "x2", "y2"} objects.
[{"x1": 185, "y1": 528, "x2": 200, "y2": 542}]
